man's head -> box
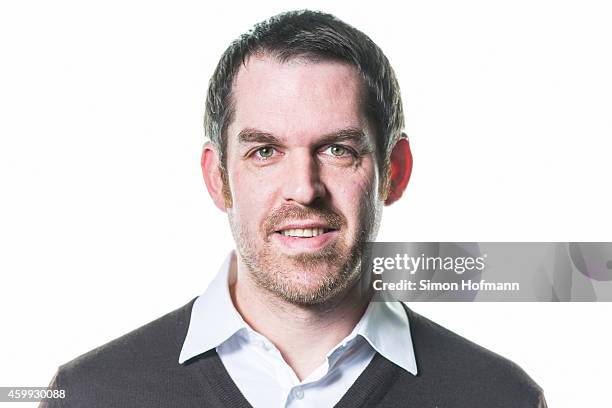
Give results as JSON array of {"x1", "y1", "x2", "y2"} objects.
[{"x1": 201, "y1": 10, "x2": 412, "y2": 305}]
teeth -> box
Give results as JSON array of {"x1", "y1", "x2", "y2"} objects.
[{"x1": 280, "y1": 228, "x2": 326, "y2": 237}]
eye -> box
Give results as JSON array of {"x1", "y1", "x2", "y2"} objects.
[
  {"x1": 255, "y1": 146, "x2": 276, "y2": 158},
  {"x1": 323, "y1": 145, "x2": 352, "y2": 157}
]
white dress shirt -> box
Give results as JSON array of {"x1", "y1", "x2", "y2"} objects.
[{"x1": 179, "y1": 252, "x2": 418, "y2": 408}]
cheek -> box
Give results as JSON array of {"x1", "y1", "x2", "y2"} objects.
[
  {"x1": 322, "y1": 161, "x2": 379, "y2": 221},
  {"x1": 227, "y1": 162, "x2": 277, "y2": 226}
]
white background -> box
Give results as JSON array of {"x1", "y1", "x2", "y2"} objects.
[{"x1": 1, "y1": 1, "x2": 611, "y2": 407}]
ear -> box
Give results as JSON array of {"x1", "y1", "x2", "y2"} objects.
[
  {"x1": 384, "y1": 135, "x2": 413, "y2": 206},
  {"x1": 201, "y1": 142, "x2": 229, "y2": 211}
]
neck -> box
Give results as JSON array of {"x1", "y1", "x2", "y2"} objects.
[{"x1": 229, "y1": 254, "x2": 370, "y2": 381}]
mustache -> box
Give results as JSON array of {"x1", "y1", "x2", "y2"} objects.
[{"x1": 264, "y1": 202, "x2": 346, "y2": 235}]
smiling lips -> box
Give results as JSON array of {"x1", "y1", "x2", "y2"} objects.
[
  {"x1": 271, "y1": 221, "x2": 340, "y2": 252},
  {"x1": 273, "y1": 225, "x2": 338, "y2": 252},
  {"x1": 278, "y1": 228, "x2": 331, "y2": 238},
  {"x1": 274, "y1": 221, "x2": 338, "y2": 244}
]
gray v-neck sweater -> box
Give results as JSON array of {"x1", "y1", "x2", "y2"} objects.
[{"x1": 40, "y1": 299, "x2": 547, "y2": 407}]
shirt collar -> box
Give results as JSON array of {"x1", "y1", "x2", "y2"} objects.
[
  {"x1": 179, "y1": 251, "x2": 418, "y2": 375},
  {"x1": 179, "y1": 252, "x2": 244, "y2": 364},
  {"x1": 353, "y1": 299, "x2": 418, "y2": 375}
]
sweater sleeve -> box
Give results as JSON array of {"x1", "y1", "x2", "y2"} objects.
[
  {"x1": 38, "y1": 370, "x2": 64, "y2": 408},
  {"x1": 537, "y1": 392, "x2": 548, "y2": 408}
]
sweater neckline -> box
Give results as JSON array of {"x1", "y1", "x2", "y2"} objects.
[
  {"x1": 189, "y1": 348, "x2": 403, "y2": 408},
  {"x1": 178, "y1": 299, "x2": 409, "y2": 407}
]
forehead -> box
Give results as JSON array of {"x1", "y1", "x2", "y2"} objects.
[{"x1": 228, "y1": 55, "x2": 367, "y2": 143}]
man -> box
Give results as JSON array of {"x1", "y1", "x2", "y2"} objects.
[{"x1": 42, "y1": 10, "x2": 547, "y2": 408}]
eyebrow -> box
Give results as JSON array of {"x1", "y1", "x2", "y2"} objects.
[
  {"x1": 318, "y1": 128, "x2": 368, "y2": 146},
  {"x1": 237, "y1": 129, "x2": 282, "y2": 145},
  {"x1": 237, "y1": 127, "x2": 369, "y2": 146}
]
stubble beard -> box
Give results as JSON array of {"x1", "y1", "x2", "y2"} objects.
[{"x1": 228, "y1": 197, "x2": 382, "y2": 306}]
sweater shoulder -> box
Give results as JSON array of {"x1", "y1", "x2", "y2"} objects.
[
  {"x1": 404, "y1": 305, "x2": 544, "y2": 401},
  {"x1": 43, "y1": 298, "x2": 220, "y2": 407},
  {"x1": 58, "y1": 298, "x2": 195, "y2": 378}
]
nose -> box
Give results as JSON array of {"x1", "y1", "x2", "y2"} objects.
[{"x1": 282, "y1": 150, "x2": 326, "y2": 205}]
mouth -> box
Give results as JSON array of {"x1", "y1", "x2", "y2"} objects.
[
  {"x1": 276, "y1": 227, "x2": 333, "y2": 238},
  {"x1": 272, "y1": 223, "x2": 339, "y2": 252}
]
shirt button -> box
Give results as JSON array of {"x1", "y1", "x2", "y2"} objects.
[{"x1": 293, "y1": 387, "x2": 304, "y2": 400}]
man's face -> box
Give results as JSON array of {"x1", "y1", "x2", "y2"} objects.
[{"x1": 223, "y1": 55, "x2": 383, "y2": 305}]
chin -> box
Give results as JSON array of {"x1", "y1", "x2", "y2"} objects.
[{"x1": 270, "y1": 267, "x2": 359, "y2": 306}]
